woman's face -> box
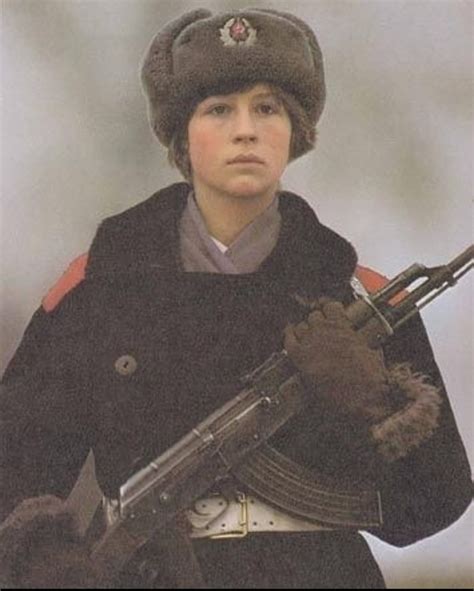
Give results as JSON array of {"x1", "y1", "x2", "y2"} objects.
[{"x1": 187, "y1": 83, "x2": 292, "y2": 200}]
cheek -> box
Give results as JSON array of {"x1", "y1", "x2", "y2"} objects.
[
  {"x1": 267, "y1": 125, "x2": 292, "y2": 165},
  {"x1": 188, "y1": 126, "x2": 220, "y2": 173}
]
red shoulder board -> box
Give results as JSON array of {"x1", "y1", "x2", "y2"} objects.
[
  {"x1": 42, "y1": 253, "x2": 89, "y2": 312},
  {"x1": 355, "y1": 264, "x2": 406, "y2": 305}
]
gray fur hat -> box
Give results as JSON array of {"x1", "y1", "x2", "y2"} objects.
[{"x1": 140, "y1": 8, "x2": 325, "y2": 150}]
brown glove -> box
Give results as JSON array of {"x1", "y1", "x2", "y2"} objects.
[
  {"x1": 284, "y1": 298, "x2": 396, "y2": 424},
  {"x1": 0, "y1": 495, "x2": 103, "y2": 589}
]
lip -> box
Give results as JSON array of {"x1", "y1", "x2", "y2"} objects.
[{"x1": 228, "y1": 154, "x2": 265, "y2": 165}]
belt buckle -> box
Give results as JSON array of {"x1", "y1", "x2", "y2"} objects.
[{"x1": 209, "y1": 492, "x2": 249, "y2": 539}]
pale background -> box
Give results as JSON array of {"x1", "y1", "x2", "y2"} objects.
[{"x1": 1, "y1": 0, "x2": 472, "y2": 588}]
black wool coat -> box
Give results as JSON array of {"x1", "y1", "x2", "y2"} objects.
[{"x1": 1, "y1": 183, "x2": 471, "y2": 588}]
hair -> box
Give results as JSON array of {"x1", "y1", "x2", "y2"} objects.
[{"x1": 167, "y1": 83, "x2": 317, "y2": 182}]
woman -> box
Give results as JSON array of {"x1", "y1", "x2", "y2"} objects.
[{"x1": 0, "y1": 8, "x2": 471, "y2": 589}]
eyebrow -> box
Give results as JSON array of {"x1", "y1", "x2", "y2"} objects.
[
  {"x1": 202, "y1": 91, "x2": 279, "y2": 102},
  {"x1": 252, "y1": 92, "x2": 279, "y2": 99}
]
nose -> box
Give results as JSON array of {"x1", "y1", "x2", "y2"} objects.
[{"x1": 232, "y1": 107, "x2": 258, "y2": 143}]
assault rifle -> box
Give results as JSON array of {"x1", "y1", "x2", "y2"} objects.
[{"x1": 90, "y1": 245, "x2": 473, "y2": 582}]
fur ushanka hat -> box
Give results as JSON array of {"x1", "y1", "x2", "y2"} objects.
[{"x1": 140, "y1": 8, "x2": 325, "y2": 158}]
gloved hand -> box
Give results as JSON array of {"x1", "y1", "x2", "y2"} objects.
[
  {"x1": 283, "y1": 298, "x2": 395, "y2": 424},
  {"x1": 0, "y1": 495, "x2": 103, "y2": 589}
]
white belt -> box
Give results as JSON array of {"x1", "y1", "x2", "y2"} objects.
[{"x1": 187, "y1": 492, "x2": 331, "y2": 539}]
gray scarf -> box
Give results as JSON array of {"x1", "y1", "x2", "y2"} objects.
[{"x1": 179, "y1": 191, "x2": 281, "y2": 273}]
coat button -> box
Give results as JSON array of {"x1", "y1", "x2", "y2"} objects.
[{"x1": 114, "y1": 354, "x2": 138, "y2": 376}]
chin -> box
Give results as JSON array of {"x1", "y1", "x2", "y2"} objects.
[{"x1": 224, "y1": 177, "x2": 277, "y2": 199}]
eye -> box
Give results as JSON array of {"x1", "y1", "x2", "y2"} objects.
[
  {"x1": 207, "y1": 104, "x2": 230, "y2": 116},
  {"x1": 256, "y1": 102, "x2": 280, "y2": 115}
]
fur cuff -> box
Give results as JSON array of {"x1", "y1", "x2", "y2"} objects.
[{"x1": 370, "y1": 363, "x2": 442, "y2": 462}]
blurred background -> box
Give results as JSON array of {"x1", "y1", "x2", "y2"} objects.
[{"x1": 1, "y1": 0, "x2": 472, "y2": 587}]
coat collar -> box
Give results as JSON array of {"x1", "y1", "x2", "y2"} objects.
[{"x1": 86, "y1": 182, "x2": 358, "y2": 297}]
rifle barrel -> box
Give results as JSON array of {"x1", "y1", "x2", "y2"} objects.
[{"x1": 389, "y1": 244, "x2": 473, "y2": 328}]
